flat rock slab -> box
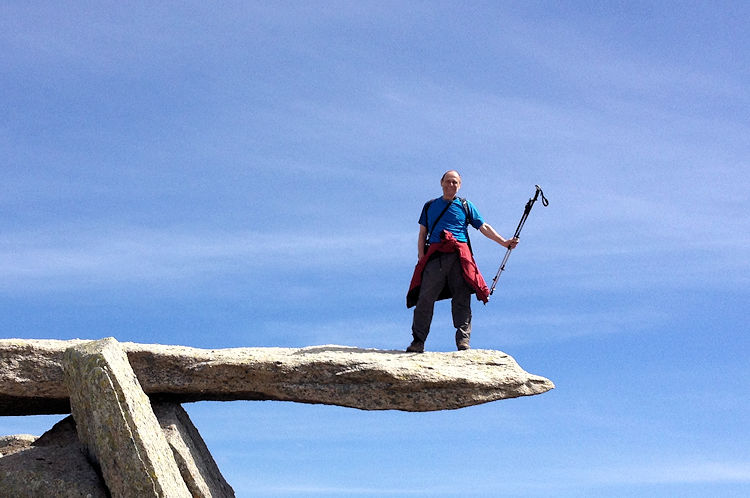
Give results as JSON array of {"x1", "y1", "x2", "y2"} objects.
[{"x1": 1, "y1": 339, "x2": 554, "y2": 415}]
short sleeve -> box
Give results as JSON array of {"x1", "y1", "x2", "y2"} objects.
[
  {"x1": 418, "y1": 201, "x2": 431, "y2": 227},
  {"x1": 466, "y1": 200, "x2": 484, "y2": 230}
]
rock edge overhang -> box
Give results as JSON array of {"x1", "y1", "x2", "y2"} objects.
[{"x1": 0, "y1": 339, "x2": 554, "y2": 415}]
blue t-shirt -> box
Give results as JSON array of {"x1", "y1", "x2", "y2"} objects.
[{"x1": 419, "y1": 197, "x2": 485, "y2": 244}]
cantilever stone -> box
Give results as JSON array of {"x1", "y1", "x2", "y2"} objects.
[{"x1": 0, "y1": 339, "x2": 554, "y2": 416}]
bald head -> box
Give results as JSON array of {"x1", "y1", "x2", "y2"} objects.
[
  {"x1": 440, "y1": 170, "x2": 462, "y2": 200},
  {"x1": 441, "y1": 170, "x2": 461, "y2": 182}
]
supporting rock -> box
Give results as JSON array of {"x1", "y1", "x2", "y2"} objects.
[
  {"x1": 0, "y1": 417, "x2": 108, "y2": 497},
  {"x1": 153, "y1": 401, "x2": 235, "y2": 497},
  {"x1": 0, "y1": 434, "x2": 36, "y2": 456},
  {"x1": 63, "y1": 338, "x2": 191, "y2": 497},
  {"x1": 0, "y1": 407, "x2": 236, "y2": 497}
]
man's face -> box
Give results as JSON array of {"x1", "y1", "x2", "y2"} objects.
[{"x1": 441, "y1": 171, "x2": 461, "y2": 199}]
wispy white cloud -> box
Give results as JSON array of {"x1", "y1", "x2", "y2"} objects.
[
  {"x1": 482, "y1": 308, "x2": 670, "y2": 345},
  {"x1": 229, "y1": 459, "x2": 750, "y2": 496},
  {"x1": 586, "y1": 460, "x2": 750, "y2": 486},
  {"x1": 228, "y1": 481, "x2": 440, "y2": 496},
  {"x1": 256, "y1": 318, "x2": 405, "y2": 350},
  {"x1": 0, "y1": 227, "x2": 413, "y2": 292}
]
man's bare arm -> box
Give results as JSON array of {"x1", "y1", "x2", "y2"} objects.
[
  {"x1": 417, "y1": 225, "x2": 428, "y2": 259},
  {"x1": 479, "y1": 223, "x2": 519, "y2": 249}
]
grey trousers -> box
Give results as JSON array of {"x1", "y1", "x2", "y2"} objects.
[{"x1": 411, "y1": 252, "x2": 472, "y2": 345}]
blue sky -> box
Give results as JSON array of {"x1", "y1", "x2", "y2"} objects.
[{"x1": 2, "y1": 1, "x2": 749, "y2": 496}]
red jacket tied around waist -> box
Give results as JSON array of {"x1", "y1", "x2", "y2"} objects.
[{"x1": 407, "y1": 230, "x2": 490, "y2": 308}]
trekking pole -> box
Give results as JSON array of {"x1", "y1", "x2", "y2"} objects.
[{"x1": 489, "y1": 185, "x2": 549, "y2": 295}]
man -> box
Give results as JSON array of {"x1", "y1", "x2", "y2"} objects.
[{"x1": 406, "y1": 170, "x2": 518, "y2": 352}]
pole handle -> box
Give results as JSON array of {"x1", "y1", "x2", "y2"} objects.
[{"x1": 535, "y1": 185, "x2": 549, "y2": 207}]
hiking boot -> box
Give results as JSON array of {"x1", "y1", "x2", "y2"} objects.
[
  {"x1": 456, "y1": 339, "x2": 471, "y2": 351},
  {"x1": 406, "y1": 339, "x2": 425, "y2": 353}
]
